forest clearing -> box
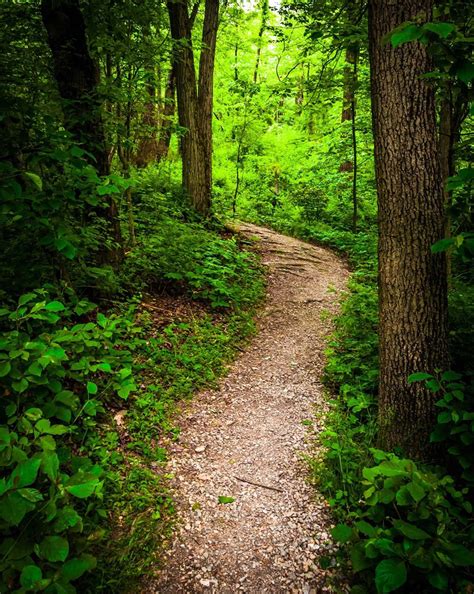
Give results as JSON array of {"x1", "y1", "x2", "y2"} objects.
[{"x1": 0, "y1": 0, "x2": 473, "y2": 593}]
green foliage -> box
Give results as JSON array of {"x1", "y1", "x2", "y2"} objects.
[
  {"x1": 0, "y1": 291, "x2": 136, "y2": 592},
  {"x1": 333, "y1": 450, "x2": 474, "y2": 593},
  {"x1": 411, "y1": 372, "x2": 474, "y2": 487},
  {"x1": 123, "y1": 218, "x2": 264, "y2": 309}
]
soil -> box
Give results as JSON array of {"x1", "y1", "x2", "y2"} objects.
[{"x1": 145, "y1": 223, "x2": 350, "y2": 594}]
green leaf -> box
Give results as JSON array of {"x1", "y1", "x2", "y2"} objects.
[
  {"x1": 65, "y1": 472, "x2": 100, "y2": 499},
  {"x1": 331, "y1": 524, "x2": 353, "y2": 543},
  {"x1": 391, "y1": 24, "x2": 421, "y2": 48},
  {"x1": 40, "y1": 451, "x2": 59, "y2": 480},
  {"x1": 20, "y1": 565, "x2": 42, "y2": 589},
  {"x1": 0, "y1": 361, "x2": 11, "y2": 377},
  {"x1": 12, "y1": 377, "x2": 28, "y2": 393},
  {"x1": 87, "y1": 381, "x2": 98, "y2": 395},
  {"x1": 375, "y1": 559, "x2": 407, "y2": 593},
  {"x1": 0, "y1": 491, "x2": 36, "y2": 525},
  {"x1": 423, "y1": 22, "x2": 456, "y2": 38},
  {"x1": 355, "y1": 520, "x2": 376, "y2": 537},
  {"x1": 441, "y1": 371, "x2": 462, "y2": 382},
  {"x1": 443, "y1": 543, "x2": 474, "y2": 566},
  {"x1": 45, "y1": 301, "x2": 66, "y2": 312},
  {"x1": 408, "y1": 372, "x2": 433, "y2": 383},
  {"x1": 24, "y1": 172, "x2": 43, "y2": 191},
  {"x1": 406, "y1": 481, "x2": 426, "y2": 503},
  {"x1": 456, "y1": 59, "x2": 474, "y2": 84},
  {"x1": 431, "y1": 238, "x2": 454, "y2": 253},
  {"x1": 9, "y1": 458, "x2": 41, "y2": 489},
  {"x1": 18, "y1": 292, "x2": 37, "y2": 306},
  {"x1": 393, "y1": 519, "x2": 430, "y2": 540},
  {"x1": 53, "y1": 507, "x2": 82, "y2": 532},
  {"x1": 428, "y1": 569, "x2": 449, "y2": 590},
  {"x1": 217, "y1": 495, "x2": 235, "y2": 504},
  {"x1": 18, "y1": 488, "x2": 43, "y2": 503},
  {"x1": 38, "y1": 536, "x2": 69, "y2": 562},
  {"x1": 350, "y1": 542, "x2": 372, "y2": 573},
  {"x1": 61, "y1": 554, "x2": 97, "y2": 581}
]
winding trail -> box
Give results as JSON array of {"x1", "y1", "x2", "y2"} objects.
[{"x1": 147, "y1": 223, "x2": 349, "y2": 593}]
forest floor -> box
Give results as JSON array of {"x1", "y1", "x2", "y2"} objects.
[{"x1": 145, "y1": 223, "x2": 350, "y2": 593}]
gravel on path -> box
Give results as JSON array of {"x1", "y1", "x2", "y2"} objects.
[{"x1": 145, "y1": 223, "x2": 350, "y2": 594}]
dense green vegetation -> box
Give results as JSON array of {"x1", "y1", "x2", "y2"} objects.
[{"x1": 0, "y1": 0, "x2": 473, "y2": 592}]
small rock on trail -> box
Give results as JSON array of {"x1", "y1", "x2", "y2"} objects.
[{"x1": 145, "y1": 223, "x2": 350, "y2": 593}]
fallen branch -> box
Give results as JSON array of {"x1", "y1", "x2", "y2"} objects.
[{"x1": 233, "y1": 475, "x2": 284, "y2": 493}]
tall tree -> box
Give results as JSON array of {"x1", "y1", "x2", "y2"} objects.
[
  {"x1": 41, "y1": 0, "x2": 122, "y2": 252},
  {"x1": 369, "y1": 0, "x2": 449, "y2": 458},
  {"x1": 167, "y1": 0, "x2": 219, "y2": 216}
]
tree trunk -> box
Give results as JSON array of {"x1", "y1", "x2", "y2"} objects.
[
  {"x1": 369, "y1": 0, "x2": 449, "y2": 459},
  {"x1": 156, "y1": 64, "x2": 176, "y2": 163},
  {"x1": 41, "y1": 0, "x2": 122, "y2": 255},
  {"x1": 167, "y1": 0, "x2": 219, "y2": 216},
  {"x1": 253, "y1": 0, "x2": 269, "y2": 84}
]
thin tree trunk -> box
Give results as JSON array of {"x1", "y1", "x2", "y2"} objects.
[
  {"x1": 41, "y1": 0, "x2": 122, "y2": 257},
  {"x1": 156, "y1": 64, "x2": 177, "y2": 162},
  {"x1": 369, "y1": 0, "x2": 449, "y2": 459},
  {"x1": 351, "y1": 59, "x2": 358, "y2": 232},
  {"x1": 253, "y1": 0, "x2": 268, "y2": 84}
]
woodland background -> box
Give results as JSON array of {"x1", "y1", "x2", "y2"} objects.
[{"x1": 0, "y1": 0, "x2": 473, "y2": 592}]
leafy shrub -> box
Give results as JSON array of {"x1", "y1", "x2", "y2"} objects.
[
  {"x1": 0, "y1": 290, "x2": 136, "y2": 592},
  {"x1": 412, "y1": 372, "x2": 474, "y2": 486},
  {"x1": 332, "y1": 450, "x2": 474, "y2": 593},
  {"x1": 123, "y1": 220, "x2": 264, "y2": 308}
]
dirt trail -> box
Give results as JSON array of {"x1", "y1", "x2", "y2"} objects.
[{"x1": 147, "y1": 223, "x2": 349, "y2": 594}]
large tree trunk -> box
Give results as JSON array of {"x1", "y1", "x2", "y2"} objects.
[
  {"x1": 369, "y1": 0, "x2": 449, "y2": 459},
  {"x1": 41, "y1": 0, "x2": 122, "y2": 255},
  {"x1": 167, "y1": 0, "x2": 219, "y2": 216}
]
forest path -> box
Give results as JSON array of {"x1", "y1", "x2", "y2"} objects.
[{"x1": 147, "y1": 223, "x2": 349, "y2": 594}]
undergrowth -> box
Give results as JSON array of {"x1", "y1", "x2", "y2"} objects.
[
  {"x1": 298, "y1": 226, "x2": 474, "y2": 593},
  {"x1": 0, "y1": 174, "x2": 265, "y2": 593}
]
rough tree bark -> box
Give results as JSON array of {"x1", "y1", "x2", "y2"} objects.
[
  {"x1": 369, "y1": 0, "x2": 449, "y2": 459},
  {"x1": 41, "y1": 0, "x2": 122, "y2": 254},
  {"x1": 167, "y1": 0, "x2": 219, "y2": 216}
]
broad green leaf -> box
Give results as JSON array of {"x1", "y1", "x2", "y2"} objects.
[
  {"x1": 393, "y1": 519, "x2": 430, "y2": 540},
  {"x1": 40, "y1": 451, "x2": 59, "y2": 480},
  {"x1": 406, "y1": 481, "x2": 426, "y2": 503},
  {"x1": 331, "y1": 523, "x2": 353, "y2": 543},
  {"x1": 38, "y1": 536, "x2": 69, "y2": 562},
  {"x1": 53, "y1": 507, "x2": 82, "y2": 532},
  {"x1": 0, "y1": 361, "x2": 11, "y2": 377},
  {"x1": 355, "y1": 520, "x2": 376, "y2": 537},
  {"x1": 456, "y1": 59, "x2": 474, "y2": 84},
  {"x1": 65, "y1": 472, "x2": 100, "y2": 499},
  {"x1": 9, "y1": 458, "x2": 41, "y2": 489},
  {"x1": 61, "y1": 554, "x2": 97, "y2": 581},
  {"x1": 0, "y1": 491, "x2": 36, "y2": 525},
  {"x1": 408, "y1": 372, "x2": 433, "y2": 383},
  {"x1": 45, "y1": 301, "x2": 65, "y2": 312},
  {"x1": 87, "y1": 381, "x2": 98, "y2": 395},
  {"x1": 20, "y1": 565, "x2": 42, "y2": 589},
  {"x1": 18, "y1": 292, "x2": 37, "y2": 306},
  {"x1": 375, "y1": 559, "x2": 407, "y2": 593},
  {"x1": 443, "y1": 543, "x2": 474, "y2": 566},
  {"x1": 423, "y1": 22, "x2": 456, "y2": 38},
  {"x1": 24, "y1": 172, "x2": 43, "y2": 191},
  {"x1": 428, "y1": 569, "x2": 449, "y2": 590},
  {"x1": 431, "y1": 238, "x2": 454, "y2": 253},
  {"x1": 391, "y1": 24, "x2": 421, "y2": 48}
]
